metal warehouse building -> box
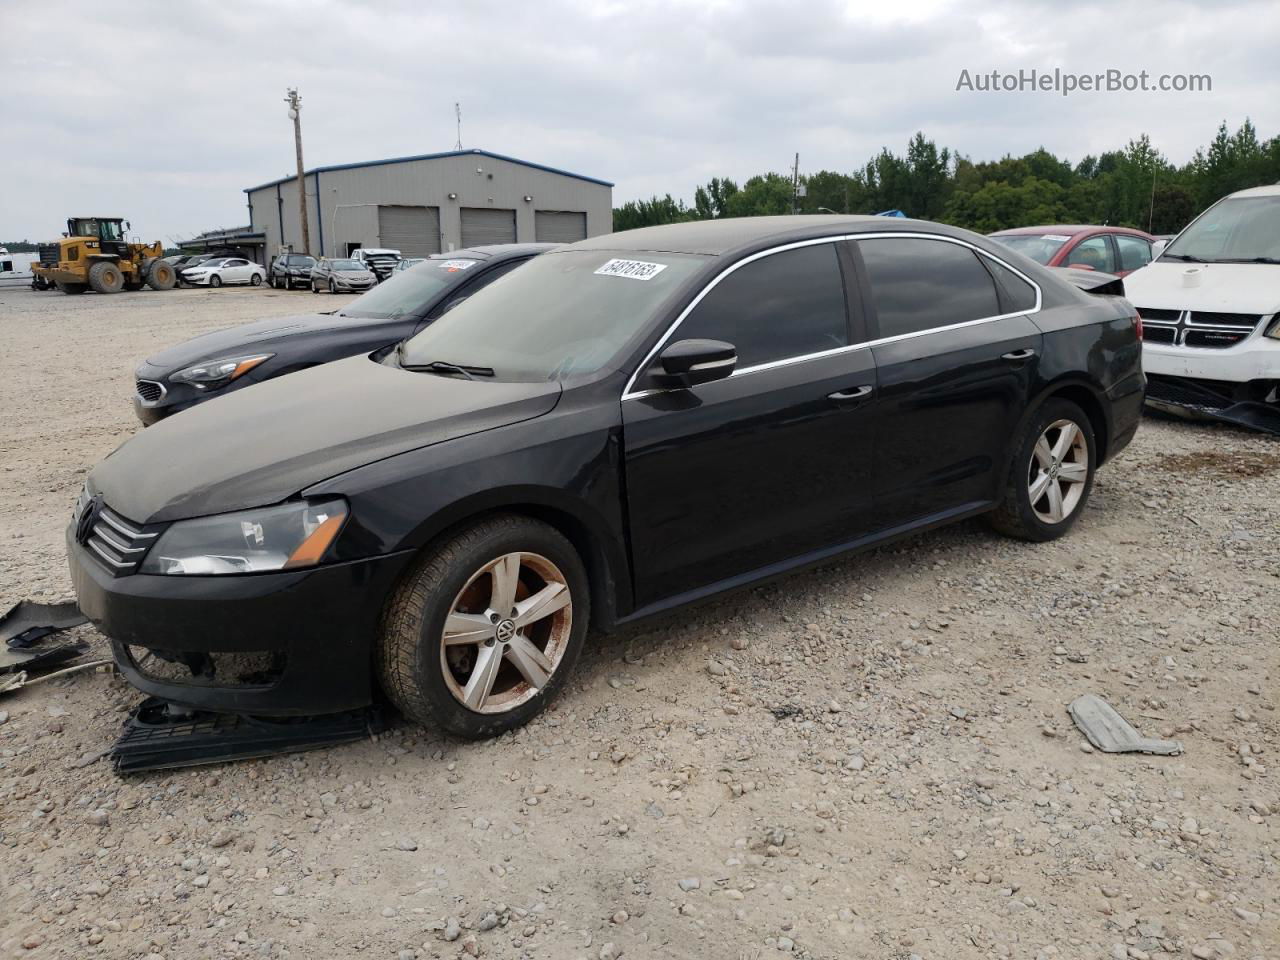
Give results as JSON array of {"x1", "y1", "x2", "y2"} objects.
[{"x1": 244, "y1": 148, "x2": 613, "y2": 262}]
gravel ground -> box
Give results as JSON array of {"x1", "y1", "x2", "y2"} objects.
[{"x1": 0, "y1": 285, "x2": 1276, "y2": 960}]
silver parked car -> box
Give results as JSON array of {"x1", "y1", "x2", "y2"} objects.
[{"x1": 310, "y1": 257, "x2": 377, "y2": 294}]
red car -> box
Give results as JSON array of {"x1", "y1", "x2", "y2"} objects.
[{"x1": 988, "y1": 225, "x2": 1156, "y2": 277}]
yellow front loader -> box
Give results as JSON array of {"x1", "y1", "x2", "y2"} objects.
[{"x1": 30, "y1": 217, "x2": 176, "y2": 294}]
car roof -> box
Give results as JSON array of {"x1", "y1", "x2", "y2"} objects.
[
  {"x1": 428, "y1": 243, "x2": 559, "y2": 262},
  {"x1": 567, "y1": 215, "x2": 1012, "y2": 257},
  {"x1": 990, "y1": 225, "x2": 1153, "y2": 238},
  {"x1": 1226, "y1": 183, "x2": 1280, "y2": 198}
]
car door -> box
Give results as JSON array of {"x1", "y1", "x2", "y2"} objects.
[
  {"x1": 1113, "y1": 234, "x2": 1153, "y2": 277},
  {"x1": 621, "y1": 240, "x2": 879, "y2": 608},
  {"x1": 219, "y1": 258, "x2": 246, "y2": 283},
  {"x1": 855, "y1": 235, "x2": 1042, "y2": 528}
]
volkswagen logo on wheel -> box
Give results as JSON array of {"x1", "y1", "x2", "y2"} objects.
[{"x1": 495, "y1": 619, "x2": 517, "y2": 643}]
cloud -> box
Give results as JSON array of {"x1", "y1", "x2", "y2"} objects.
[{"x1": 4, "y1": 0, "x2": 1278, "y2": 240}]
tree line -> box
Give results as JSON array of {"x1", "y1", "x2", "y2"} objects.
[{"x1": 613, "y1": 120, "x2": 1280, "y2": 236}]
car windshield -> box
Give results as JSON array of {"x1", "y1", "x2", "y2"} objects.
[
  {"x1": 399, "y1": 250, "x2": 708, "y2": 381},
  {"x1": 286, "y1": 255, "x2": 315, "y2": 266},
  {"x1": 1162, "y1": 195, "x2": 1280, "y2": 262},
  {"x1": 335, "y1": 258, "x2": 477, "y2": 319},
  {"x1": 990, "y1": 234, "x2": 1070, "y2": 264},
  {"x1": 200, "y1": 258, "x2": 227, "y2": 268},
  {"x1": 330, "y1": 259, "x2": 362, "y2": 270}
]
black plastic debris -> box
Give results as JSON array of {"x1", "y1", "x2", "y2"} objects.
[
  {"x1": 1, "y1": 600, "x2": 87, "y2": 648},
  {"x1": 1146, "y1": 376, "x2": 1280, "y2": 436},
  {"x1": 111, "y1": 697, "x2": 385, "y2": 773},
  {"x1": 0, "y1": 639, "x2": 89, "y2": 676}
]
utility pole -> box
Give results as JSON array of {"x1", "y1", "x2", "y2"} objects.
[
  {"x1": 285, "y1": 88, "x2": 311, "y2": 255},
  {"x1": 791, "y1": 153, "x2": 802, "y2": 214},
  {"x1": 454, "y1": 103, "x2": 463, "y2": 150}
]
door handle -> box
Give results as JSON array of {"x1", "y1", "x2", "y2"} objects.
[
  {"x1": 828, "y1": 385, "x2": 874, "y2": 402},
  {"x1": 1001, "y1": 348, "x2": 1037, "y2": 361}
]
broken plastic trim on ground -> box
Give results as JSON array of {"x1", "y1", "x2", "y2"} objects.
[
  {"x1": 1145, "y1": 375, "x2": 1280, "y2": 436},
  {"x1": 111, "y1": 697, "x2": 386, "y2": 773}
]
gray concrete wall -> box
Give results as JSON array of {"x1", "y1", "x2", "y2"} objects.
[{"x1": 247, "y1": 152, "x2": 611, "y2": 258}]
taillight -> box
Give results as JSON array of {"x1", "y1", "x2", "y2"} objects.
[{"x1": 1133, "y1": 310, "x2": 1143, "y2": 340}]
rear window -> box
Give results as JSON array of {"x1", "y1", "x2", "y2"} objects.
[{"x1": 858, "y1": 237, "x2": 1001, "y2": 339}]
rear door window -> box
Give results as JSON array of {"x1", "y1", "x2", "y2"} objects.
[
  {"x1": 1114, "y1": 235, "x2": 1152, "y2": 272},
  {"x1": 1063, "y1": 235, "x2": 1117, "y2": 273},
  {"x1": 857, "y1": 237, "x2": 1001, "y2": 338},
  {"x1": 677, "y1": 243, "x2": 849, "y2": 369}
]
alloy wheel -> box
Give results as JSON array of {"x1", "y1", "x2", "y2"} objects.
[
  {"x1": 1027, "y1": 418, "x2": 1088, "y2": 524},
  {"x1": 439, "y1": 552, "x2": 573, "y2": 714}
]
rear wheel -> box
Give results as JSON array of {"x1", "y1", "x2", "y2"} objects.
[
  {"x1": 378, "y1": 515, "x2": 589, "y2": 739},
  {"x1": 987, "y1": 399, "x2": 1095, "y2": 541},
  {"x1": 88, "y1": 261, "x2": 124, "y2": 294},
  {"x1": 209, "y1": 275, "x2": 222, "y2": 288},
  {"x1": 147, "y1": 261, "x2": 176, "y2": 290}
]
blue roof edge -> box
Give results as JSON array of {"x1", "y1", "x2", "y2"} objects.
[{"x1": 243, "y1": 148, "x2": 613, "y2": 193}]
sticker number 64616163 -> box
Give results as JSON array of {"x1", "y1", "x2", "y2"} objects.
[{"x1": 594, "y1": 258, "x2": 668, "y2": 281}]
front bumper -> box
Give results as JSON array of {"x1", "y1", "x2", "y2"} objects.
[
  {"x1": 1142, "y1": 336, "x2": 1280, "y2": 384},
  {"x1": 68, "y1": 525, "x2": 415, "y2": 715}
]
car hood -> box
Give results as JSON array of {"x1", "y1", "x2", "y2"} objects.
[
  {"x1": 94, "y1": 355, "x2": 561, "y2": 524},
  {"x1": 1124, "y1": 261, "x2": 1280, "y2": 315},
  {"x1": 142, "y1": 313, "x2": 400, "y2": 372},
  {"x1": 333, "y1": 270, "x2": 375, "y2": 278}
]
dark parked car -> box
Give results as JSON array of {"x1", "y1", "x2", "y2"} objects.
[
  {"x1": 308, "y1": 257, "x2": 377, "y2": 294},
  {"x1": 72, "y1": 217, "x2": 1143, "y2": 739},
  {"x1": 989, "y1": 225, "x2": 1156, "y2": 277},
  {"x1": 269, "y1": 253, "x2": 317, "y2": 289},
  {"x1": 132, "y1": 244, "x2": 553, "y2": 425}
]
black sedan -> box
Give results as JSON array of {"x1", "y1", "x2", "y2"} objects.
[
  {"x1": 132, "y1": 244, "x2": 553, "y2": 425},
  {"x1": 71, "y1": 216, "x2": 1143, "y2": 739}
]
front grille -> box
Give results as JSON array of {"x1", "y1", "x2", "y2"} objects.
[
  {"x1": 83, "y1": 502, "x2": 157, "y2": 576},
  {"x1": 38, "y1": 243, "x2": 60, "y2": 266},
  {"x1": 1134, "y1": 309, "x2": 1265, "y2": 350},
  {"x1": 135, "y1": 379, "x2": 164, "y2": 403}
]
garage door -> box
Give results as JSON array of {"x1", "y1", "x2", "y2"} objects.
[
  {"x1": 535, "y1": 211, "x2": 587, "y2": 243},
  {"x1": 460, "y1": 208, "x2": 516, "y2": 247},
  {"x1": 377, "y1": 205, "x2": 440, "y2": 257}
]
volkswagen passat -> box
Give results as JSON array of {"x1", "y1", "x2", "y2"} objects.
[{"x1": 69, "y1": 216, "x2": 1143, "y2": 738}]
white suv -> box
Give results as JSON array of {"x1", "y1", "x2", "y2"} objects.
[{"x1": 1125, "y1": 184, "x2": 1280, "y2": 420}]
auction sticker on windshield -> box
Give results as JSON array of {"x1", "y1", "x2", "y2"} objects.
[
  {"x1": 438, "y1": 259, "x2": 478, "y2": 272},
  {"x1": 594, "y1": 258, "x2": 669, "y2": 281}
]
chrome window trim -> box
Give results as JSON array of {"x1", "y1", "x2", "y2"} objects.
[{"x1": 621, "y1": 231, "x2": 1043, "y2": 401}]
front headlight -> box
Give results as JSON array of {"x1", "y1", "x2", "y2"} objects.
[
  {"x1": 140, "y1": 499, "x2": 348, "y2": 575},
  {"x1": 170, "y1": 353, "x2": 272, "y2": 389},
  {"x1": 1265, "y1": 314, "x2": 1280, "y2": 340}
]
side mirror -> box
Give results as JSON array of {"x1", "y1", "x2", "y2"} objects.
[
  {"x1": 1151, "y1": 239, "x2": 1167, "y2": 257},
  {"x1": 654, "y1": 339, "x2": 736, "y2": 388}
]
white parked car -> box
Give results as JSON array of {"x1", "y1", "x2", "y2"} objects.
[
  {"x1": 180, "y1": 257, "x2": 267, "y2": 288},
  {"x1": 1125, "y1": 184, "x2": 1280, "y2": 428}
]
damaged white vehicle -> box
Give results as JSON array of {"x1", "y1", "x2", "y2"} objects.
[{"x1": 1125, "y1": 184, "x2": 1280, "y2": 433}]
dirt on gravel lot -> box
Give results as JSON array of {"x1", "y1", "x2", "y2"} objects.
[{"x1": 0, "y1": 285, "x2": 1277, "y2": 960}]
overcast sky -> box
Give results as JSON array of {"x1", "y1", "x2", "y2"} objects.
[{"x1": 5, "y1": 0, "x2": 1278, "y2": 242}]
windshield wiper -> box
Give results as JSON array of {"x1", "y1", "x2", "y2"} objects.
[
  {"x1": 402, "y1": 359, "x2": 495, "y2": 380},
  {"x1": 1206, "y1": 256, "x2": 1280, "y2": 264},
  {"x1": 1160, "y1": 253, "x2": 1206, "y2": 262}
]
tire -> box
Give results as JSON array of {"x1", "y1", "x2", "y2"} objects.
[
  {"x1": 57, "y1": 281, "x2": 88, "y2": 295},
  {"x1": 311, "y1": 280, "x2": 320, "y2": 293},
  {"x1": 88, "y1": 261, "x2": 124, "y2": 294},
  {"x1": 986, "y1": 399, "x2": 1096, "y2": 542},
  {"x1": 147, "y1": 262, "x2": 176, "y2": 290},
  {"x1": 209, "y1": 275, "x2": 222, "y2": 288},
  {"x1": 378, "y1": 514, "x2": 590, "y2": 739},
  {"x1": 250, "y1": 273, "x2": 262, "y2": 286},
  {"x1": 328, "y1": 279, "x2": 337, "y2": 294}
]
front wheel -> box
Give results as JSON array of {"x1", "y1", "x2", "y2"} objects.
[
  {"x1": 986, "y1": 399, "x2": 1095, "y2": 541},
  {"x1": 377, "y1": 515, "x2": 589, "y2": 739},
  {"x1": 209, "y1": 275, "x2": 222, "y2": 288},
  {"x1": 250, "y1": 273, "x2": 262, "y2": 286},
  {"x1": 328, "y1": 279, "x2": 337, "y2": 294}
]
